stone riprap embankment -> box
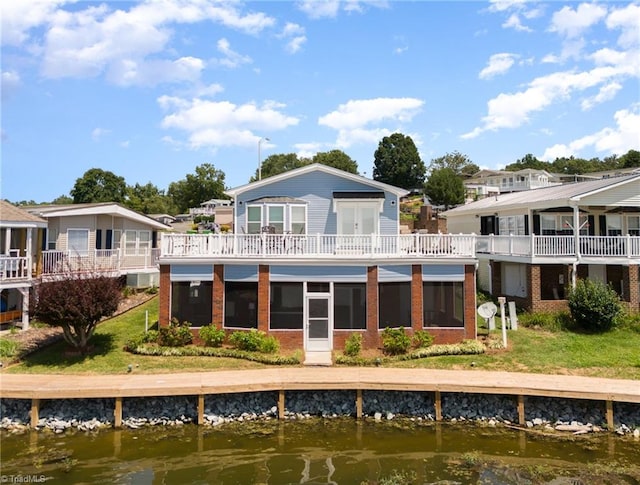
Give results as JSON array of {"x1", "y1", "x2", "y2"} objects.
[{"x1": 2, "y1": 391, "x2": 639, "y2": 436}]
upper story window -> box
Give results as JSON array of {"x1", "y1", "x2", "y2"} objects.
[
  {"x1": 245, "y1": 202, "x2": 307, "y2": 234},
  {"x1": 499, "y1": 215, "x2": 525, "y2": 235},
  {"x1": 124, "y1": 230, "x2": 151, "y2": 255},
  {"x1": 67, "y1": 229, "x2": 89, "y2": 256},
  {"x1": 47, "y1": 228, "x2": 58, "y2": 250},
  {"x1": 267, "y1": 205, "x2": 284, "y2": 234},
  {"x1": 607, "y1": 215, "x2": 622, "y2": 236},
  {"x1": 628, "y1": 216, "x2": 640, "y2": 236}
]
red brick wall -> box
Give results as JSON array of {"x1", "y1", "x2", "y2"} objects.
[
  {"x1": 411, "y1": 265, "x2": 423, "y2": 332},
  {"x1": 258, "y1": 264, "x2": 269, "y2": 333},
  {"x1": 212, "y1": 265, "x2": 224, "y2": 327},
  {"x1": 159, "y1": 264, "x2": 170, "y2": 328},
  {"x1": 629, "y1": 265, "x2": 639, "y2": 312},
  {"x1": 365, "y1": 266, "x2": 379, "y2": 349}
]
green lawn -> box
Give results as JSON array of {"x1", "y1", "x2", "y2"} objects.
[{"x1": 5, "y1": 298, "x2": 640, "y2": 379}]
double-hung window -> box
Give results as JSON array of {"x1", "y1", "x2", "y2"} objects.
[
  {"x1": 124, "y1": 230, "x2": 151, "y2": 255},
  {"x1": 290, "y1": 205, "x2": 306, "y2": 234},
  {"x1": 247, "y1": 206, "x2": 262, "y2": 234},
  {"x1": 267, "y1": 206, "x2": 284, "y2": 234},
  {"x1": 628, "y1": 216, "x2": 640, "y2": 236},
  {"x1": 67, "y1": 229, "x2": 89, "y2": 256}
]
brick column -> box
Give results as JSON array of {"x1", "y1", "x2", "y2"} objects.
[
  {"x1": 464, "y1": 264, "x2": 477, "y2": 340},
  {"x1": 366, "y1": 266, "x2": 378, "y2": 349},
  {"x1": 631, "y1": 265, "x2": 640, "y2": 312},
  {"x1": 212, "y1": 265, "x2": 224, "y2": 327},
  {"x1": 258, "y1": 265, "x2": 270, "y2": 333},
  {"x1": 159, "y1": 264, "x2": 170, "y2": 327},
  {"x1": 411, "y1": 264, "x2": 423, "y2": 332},
  {"x1": 529, "y1": 264, "x2": 540, "y2": 313}
]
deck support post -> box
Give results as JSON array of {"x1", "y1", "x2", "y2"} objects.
[
  {"x1": 198, "y1": 394, "x2": 205, "y2": 425},
  {"x1": 434, "y1": 391, "x2": 442, "y2": 421},
  {"x1": 278, "y1": 390, "x2": 285, "y2": 420},
  {"x1": 356, "y1": 389, "x2": 363, "y2": 419},
  {"x1": 30, "y1": 398, "x2": 40, "y2": 428},
  {"x1": 606, "y1": 400, "x2": 614, "y2": 430},
  {"x1": 114, "y1": 397, "x2": 123, "y2": 428},
  {"x1": 517, "y1": 395, "x2": 525, "y2": 426}
]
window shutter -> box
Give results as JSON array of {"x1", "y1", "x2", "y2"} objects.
[
  {"x1": 105, "y1": 229, "x2": 113, "y2": 250},
  {"x1": 532, "y1": 215, "x2": 541, "y2": 235},
  {"x1": 598, "y1": 215, "x2": 607, "y2": 236},
  {"x1": 96, "y1": 229, "x2": 102, "y2": 249},
  {"x1": 588, "y1": 215, "x2": 595, "y2": 236}
]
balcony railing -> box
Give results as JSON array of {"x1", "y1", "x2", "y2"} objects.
[
  {"x1": 0, "y1": 256, "x2": 29, "y2": 281},
  {"x1": 40, "y1": 249, "x2": 159, "y2": 276},
  {"x1": 160, "y1": 233, "x2": 477, "y2": 259},
  {"x1": 476, "y1": 235, "x2": 640, "y2": 258}
]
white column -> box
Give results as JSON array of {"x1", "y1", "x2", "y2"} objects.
[
  {"x1": 19, "y1": 287, "x2": 29, "y2": 331},
  {"x1": 4, "y1": 228, "x2": 11, "y2": 255},
  {"x1": 26, "y1": 228, "x2": 33, "y2": 278}
]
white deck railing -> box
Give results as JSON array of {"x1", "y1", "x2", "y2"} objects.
[
  {"x1": 40, "y1": 249, "x2": 159, "y2": 276},
  {"x1": 476, "y1": 235, "x2": 640, "y2": 258},
  {"x1": 160, "y1": 233, "x2": 477, "y2": 259},
  {"x1": 0, "y1": 256, "x2": 29, "y2": 281}
]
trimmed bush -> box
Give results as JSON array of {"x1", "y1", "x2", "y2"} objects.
[
  {"x1": 199, "y1": 325, "x2": 225, "y2": 347},
  {"x1": 381, "y1": 327, "x2": 411, "y2": 356},
  {"x1": 568, "y1": 279, "x2": 622, "y2": 333},
  {"x1": 124, "y1": 329, "x2": 159, "y2": 351},
  {"x1": 519, "y1": 311, "x2": 568, "y2": 332},
  {"x1": 412, "y1": 330, "x2": 434, "y2": 349},
  {"x1": 259, "y1": 335, "x2": 280, "y2": 354},
  {"x1": 158, "y1": 318, "x2": 193, "y2": 347},
  {"x1": 229, "y1": 329, "x2": 278, "y2": 353},
  {"x1": 343, "y1": 333, "x2": 363, "y2": 357}
]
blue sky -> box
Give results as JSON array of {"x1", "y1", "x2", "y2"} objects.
[{"x1": 2, "y1": 0, "x2": 639, "y2": 204}]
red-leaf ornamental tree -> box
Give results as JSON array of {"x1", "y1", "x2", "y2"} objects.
[{"x1": 33, "y1": 275, "x2": 122, "y2": 355}]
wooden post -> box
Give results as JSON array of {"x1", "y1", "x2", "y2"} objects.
[
  {"x1": 356, "y1": 389, "x2": 363, "y2": 419},
  {"x1": 434, "y1": 391, "x2": 442, "y2": 421},
  {"x1": 114, "y1": 397, "x2": 123, "y2": 428},
  {"x1": 517, "y1": 395, "x2": 525, "y2": 426},
  {"x1": 606, "y1": 400, "x2": 614, "y2": 430},
  {"x1": 198, "y1": 394, "x2": 205, "y2": 425},
  {"x1": 278, "y1": 390, "x2": 285, "y2": 420},
  {"x1": 30, "y1": 398, "x2": 40, "y2": 428}
]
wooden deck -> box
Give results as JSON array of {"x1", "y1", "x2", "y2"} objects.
[{"x1": 2, "y1": 368, "x2": 639, "y2": 429}]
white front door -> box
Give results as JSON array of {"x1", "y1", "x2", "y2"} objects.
[
  {"x1": 304, "y1": 294, "x2": 332, "y2": 351},
  {"x1": 337, "y1": 202, "x2": 379, "y2": 235}
]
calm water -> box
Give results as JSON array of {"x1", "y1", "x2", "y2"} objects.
[{"x1": 1, "y1": 420, "x2": 639, "y2": 484}]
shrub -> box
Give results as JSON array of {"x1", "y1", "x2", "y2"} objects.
[
  {"x1": 0, "y1": 338, "x2": 19, "y2": 359},
  {"x1": 145, "y1": 285, "x2": 159, "y2": 295},
  {"x1": 124, "y1": 330, "x2": 159, "y2": 351},
  {"x1": 229, "y1": 329, "x2": 278, "y2": 353},
  {"x1": 381, "y1": 327, "x2": 411, "y2": 356},
  {"x1": 412, "y1": 330, "x2": 434, "y2": 349},
  {"x1": 568, "y1": 279, "x2": 622, "y2": 332},
  {"x1": 344, "y1": 333, "x2": 363, "y2": 357},
  {"x1": 158, "y1": 318, "x2": 193, "y2": 347},
  {"x1": 199, "y1": 325, "x2": 225, "y2": 347},
  {"x1": 518, "y1": 311, "x2": 569, "y2": 332},
  {"x1": 618, "y1": 310, "x2": 640, "y2": 333}
]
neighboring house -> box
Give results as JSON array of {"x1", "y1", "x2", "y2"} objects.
[
  {"x1": 24, "y1": 203, "x2": 171, "y2": 288},
  {"x1": 158, "y1": 164, "x2": 478, "y2": 358},
  {"x1": 148, "y1": 213, "x2": 177, "y2": 226},
  {"x1": 466, "y1": 169, "x2": 561, "y2": 193},
  {"x1": 444, "y1": 174, "x2": 640, "y2": 313},
  {"x1": 189, "y1": 198, "x2": 232, "y2": 218},
  {"x1": 0, "y1": 201, "x2": 47, "y2": 329}
]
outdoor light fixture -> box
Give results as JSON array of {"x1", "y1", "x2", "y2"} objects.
[{"x1": 258, "y1": 137, "x2": 270, "y2": 181}]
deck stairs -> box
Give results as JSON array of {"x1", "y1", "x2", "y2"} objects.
[{"x1": 303, "y1": 351, "x2": 333, "y2": 366}]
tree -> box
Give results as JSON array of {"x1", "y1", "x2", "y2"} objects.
[
  {"x1": 619, "y1": 149, "x2": 640, "y2": 169},
  {"x1": 168, "y1": 163, "x2": 227, "y2": 214},
  {"x1": 51, "y1": 194, "x2": 73, "y2": 205},
  {"x1": 312, "y1": 150, "x2": 359, "y2": 174},
  {"x1": 504, "y1": 154, "x2": 549, "y2": 172},
  {"x1": 373, "y1": 133, "x2": 426, "y2": 189},
  {"x1": 424, "y1": 167, "x2": 465, "y2": 209},
  {"x1": 70, "y1": 168, "x2": 128, "y2": 204},
  {"x1": 250, "y1": 153, "x2": 309, "y2": 182},
  {"x1": 429, "y1": 151, "x2": 479, "y2": 178},
  {"x1": 33, "y1": 275, "x2": 122, "y2": 355},
  {"x1": 126, "y1": 182, "x2": 176, "y2": 215}
]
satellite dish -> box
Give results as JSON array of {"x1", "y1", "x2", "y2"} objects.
[{"x1": 477, "y1": 302, "x2": 498, "y2": 319}]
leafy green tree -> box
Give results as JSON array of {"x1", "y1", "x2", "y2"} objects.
[
  {"x1": 71, "y1": 168, "x2": 128, "y2": 204},
  {"x1": 373, "y1": 133, "x2": 425, "y2": 189},
  {"x1": 551, "y1": 156, "x2": 596, "y2": 175},
  {"x1": 33, "y1": 275, "x2": 122, "y2": 355},
  {"x1": 424, "y1": 167, "x2": 465, "y2": 209},
  {"x1": 429, "y1": 151, "x2": 479, "y2": 178},
  {"x1": 51, "y1": 195, "x2": 73, "y2": 205},
  {"x1": 312, "y1": 150, "x2": 358, "y2": 174},
  {"x1": 168, "y1": 163, "x2": 227, "y2": 214},
  {"x1": 568, "y1": 279, "x2": 622, "y2": 333},
  {"x1": 504, "y1": 154, "x2": 550, "y2": 172},
  {"x1": 250, "y1": 153, "x2": 309, "y2": 182},
  {"x1": 619, "y1": 149, "x2": 640, "y2": 169},
  {"x1": 126, "y1": 182, "x2": 176, "y2": 215}
]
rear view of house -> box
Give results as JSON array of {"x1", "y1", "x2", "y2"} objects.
[{"x1": 158, "y1": 164, "x2": 478, "y2": 358}]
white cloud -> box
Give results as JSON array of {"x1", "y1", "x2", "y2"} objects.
[
  {"x1": 294, "y1": 142, "x2": 324, "y2": 159},
  {"x1": 479, "y1": 53, "x2": 518, "y2": 80},
  {"x1": 194, "y1": 83, "x2": 225, "y2": 98},
  {"x1": 488, "y1": 0, "x2": 528, "y2": 13},
  {"x1": 462, "y1": 62, "x2": 638, "y2": 139},
  {"x1": 120, "y1": 140, "x2": 130, "y2": 148},
  {"x1": 92, "y1": 127, "x2": 110, "y2": 141},
  {"x1": 541, "y1": 105, "x2": 640, "y2": 160},
  {"x1": 0, "y1": 0, "x2": 68, "y2": 46},
  {"x1": 214, "y1": 38, "x2": 252, "y2": 69},
  {"x1": 319, "y1": 97, "x2": 423, "y2": 148},
  {"x1": 158, "y1": 96, "x2": 299, "y2": 149},
  {"x1": 606, "y1": 3, "x2": 640, "y2": 49},
  {"x1": 549, "y1": 3, "x2": 607, "y2": 39},
  {"x1": 109, "y1": 56, "x2": 205, "y2": 86},
  {"x1": 278, "y1": 23, "x2": 307, "y2": 54},
  {"x1": 297, "y1": 0, "x2": 388, "y2": 19},
  {"x1": 581, "y1": 82, "x2": 622, "y2": 111},
  {"x1": 9, "y1": 1, "x2": 274, "y2": 85},
  {"x1": 502, "y1": 13, "x2": 532, "y2": 32},
  {"x1": 1, "y1": 70, "x2": 21, "y2": 100}
]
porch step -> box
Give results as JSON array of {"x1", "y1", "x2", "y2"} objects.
[{"x1": 303, "y1": 351, "x2": 333, "y2": 366}]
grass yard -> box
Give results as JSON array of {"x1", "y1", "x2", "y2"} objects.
[{"x1": 4, "y1": 297, "x2": 640, "y2": 379}]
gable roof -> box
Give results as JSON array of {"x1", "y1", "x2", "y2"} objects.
[
  {"x1": 225, "y1": 163, "x2": 409, "y2": 198},
  {"x1": 444, "y1": 174, "x2": 640, "y2": 216},
  {"x1": 23, "y1": 203, "x2": 171, "y2": 230},
  {"x1": 0, "y1": 200, "x2": 48, "y2": 228}
]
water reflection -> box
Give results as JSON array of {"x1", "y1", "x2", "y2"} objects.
[{"x1": 1, "y1": 420, "x2": 639, "y2": 484}]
